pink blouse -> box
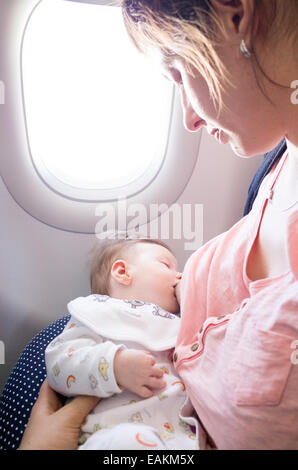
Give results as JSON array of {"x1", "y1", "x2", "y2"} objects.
[{"x1": 174, "y1": 152, "x2": 298, "y2": 449}]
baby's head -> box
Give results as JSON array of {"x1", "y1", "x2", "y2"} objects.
[{"x1": 90, "y1": 236, "x2": 181, "y2": 314}]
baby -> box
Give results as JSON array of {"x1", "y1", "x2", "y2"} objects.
[{"x1": 45, "y1": 236, "x2": 199, "y2": 450}]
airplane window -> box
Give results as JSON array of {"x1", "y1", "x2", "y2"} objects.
[
  {"x1": 22, "y1": 0, "x2": 173, "y2": 195},
  {"x1": 1, "y1": 0, "x2": 200, "y2": 232}
]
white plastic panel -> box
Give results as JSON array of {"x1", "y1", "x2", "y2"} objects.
[{"x1": 0, "y1": 0, "x2": 201, "y2": 233}]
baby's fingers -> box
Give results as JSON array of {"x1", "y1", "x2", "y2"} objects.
[
  {"x1": 150, "y1": 366, "x2": 164, "y2": 378},
  {"x1": 137, "y1": 386, "x2": 154, "y2": 399},
  {"x1": 144, "y1": 351, "x2": 156, "y2": 366},
  {"x1": 147, "y1": 376, "x2": 167, "y2": 390}
]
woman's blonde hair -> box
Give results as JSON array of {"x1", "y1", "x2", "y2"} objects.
[
  {"x1": 119, "y1": 0, "x2": 298, "y2": 113},
  {"x1": 89, "y1": 235, "x2": 172, "y2": 295}
]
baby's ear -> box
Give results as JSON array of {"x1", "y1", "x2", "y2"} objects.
[{"x1": 110, "y1": 259, "x2": 132, "y2": 285}]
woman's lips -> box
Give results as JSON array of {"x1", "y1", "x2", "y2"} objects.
[
  {"x1": 210, "y1": 128, "x2": 228, "y2": 144},
  {"x1": 210, "y1": 128, "x2": 221, "y2": 142}
]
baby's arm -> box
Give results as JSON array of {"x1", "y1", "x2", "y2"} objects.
[
  {"x1": 45, "y1": 317, "x2": 124, "y2": 398},
  {"x1": 45, "y1": 317, "x2": 166, "y2": 400}
]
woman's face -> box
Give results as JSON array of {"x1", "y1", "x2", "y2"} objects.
[{"x1": 161, "y1": 42, "x2": 284, "y2": 158}]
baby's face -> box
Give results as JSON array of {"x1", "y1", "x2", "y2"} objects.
[{"x1": 128, "y1": 243, "x2": 181, "y2": 314}]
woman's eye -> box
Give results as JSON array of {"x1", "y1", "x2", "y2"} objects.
[{"x1": 164, "y1": 67, "x2": 182, "y2": 86}]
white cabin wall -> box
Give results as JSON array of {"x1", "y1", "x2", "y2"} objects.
[{"x1": 0, "y1": 175, "x2": 95, "y2": 392}]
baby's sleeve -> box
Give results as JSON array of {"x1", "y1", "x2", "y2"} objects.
[{"x1": 45, "y1": 316, "x2": 124, "y2": 398}]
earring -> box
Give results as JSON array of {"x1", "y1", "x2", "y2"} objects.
[{"x1": 240, "y1": 39, "x2": 251, "y2": 58}]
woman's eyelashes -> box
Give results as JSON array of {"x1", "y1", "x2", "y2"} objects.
[
  {"x1": 163, "y1": 67, "x2": 183, "y2": 86},
  {"x1": 169, "y1": 68, "x2": 183, "y2": 86}
]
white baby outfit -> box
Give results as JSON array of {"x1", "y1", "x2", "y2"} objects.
[{"x1": 45, "y1": 294, "x2": 200, "y2": 450}]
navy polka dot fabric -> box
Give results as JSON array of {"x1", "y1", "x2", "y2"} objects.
[{"x1": 0, "y1": 315, "x2": 70, "y2": 450}]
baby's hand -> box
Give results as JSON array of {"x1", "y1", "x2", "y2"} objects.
[{"x1": 114, "y1": 349, "x2": 166, "y2": 398}]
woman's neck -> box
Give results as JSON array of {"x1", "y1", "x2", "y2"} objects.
[{"x1": 271, "y1": 138, "x2": 298, "y2": 211}]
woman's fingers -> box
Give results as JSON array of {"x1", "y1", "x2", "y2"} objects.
[
  {"x1": 31, "y1": 379, "x2": 62, "y2": 418},
  {"x1": 61, "y1": 395, "x2": 100, "y2": 427}
]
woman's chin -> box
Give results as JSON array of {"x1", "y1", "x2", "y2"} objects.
[{"x1": 230, "y1": 142, "x2": 253, "y2": 158}]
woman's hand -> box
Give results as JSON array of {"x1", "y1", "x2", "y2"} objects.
[
  {"x1": 19, "y1": 379, "x2": 99, "y2": 450},
  {"x1": 114, "y1": 349, "x2": 166, "y2": 398}
]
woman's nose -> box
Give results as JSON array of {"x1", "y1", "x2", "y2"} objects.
[{"x1": 179, "y1": 86, "x2": 205, "y2": 132}]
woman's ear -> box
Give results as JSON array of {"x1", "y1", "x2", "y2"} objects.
[
  {"x1": 110, "y1": 259, "x2": 132, "y2": 286},
  {"x1": 209, "y1": 0, "x2": 255, "y2": 37}
]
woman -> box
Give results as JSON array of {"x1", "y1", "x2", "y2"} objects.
[
  {"x1": 19, "y1": 0, "x2": 298, "y2": 450},
  {"x1": 119, "y1": 0, "x2": 298, "y2": 449}
]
